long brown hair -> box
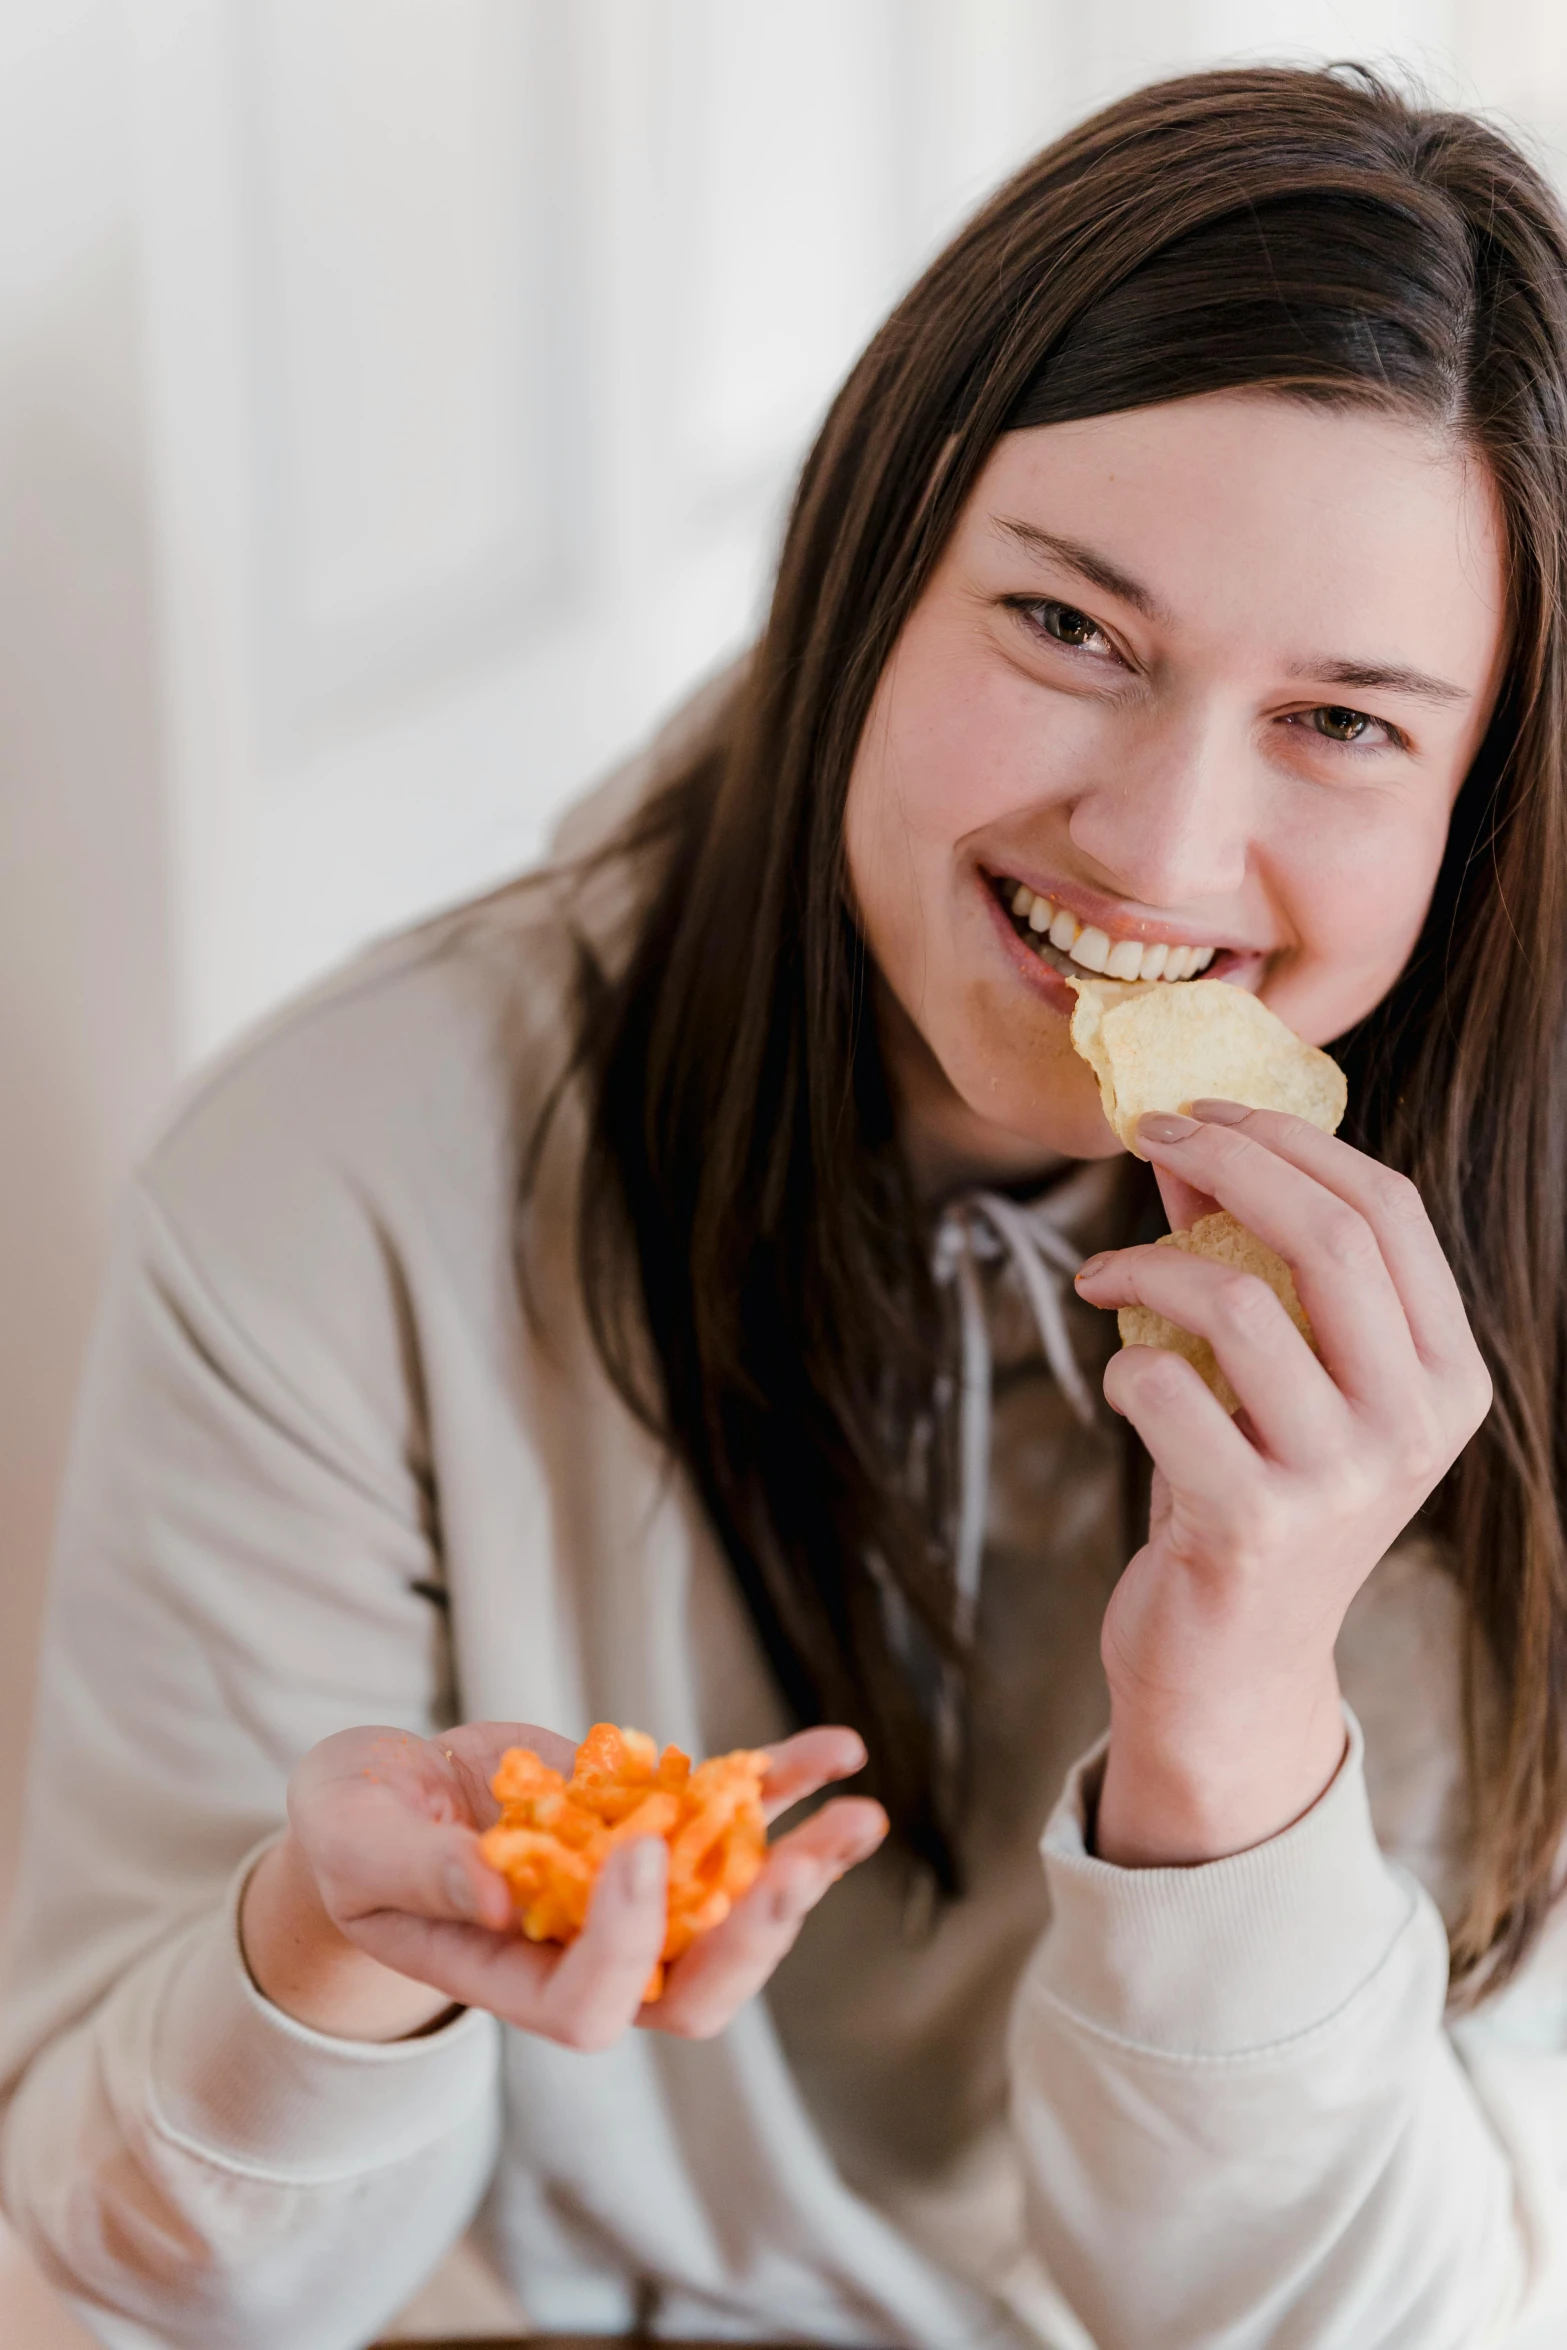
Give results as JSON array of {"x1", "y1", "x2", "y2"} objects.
[{"x1": 559, "y1": 65, "x2": 1567, "y2": 1991}]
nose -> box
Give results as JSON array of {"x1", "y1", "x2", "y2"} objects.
[{"x1": 1065, "y1": 708, "x2": 1251, "y2": 912}]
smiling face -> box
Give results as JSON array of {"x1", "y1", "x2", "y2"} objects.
[{"x1": 842, "y1": 390, "x2": 1508, "y2": 1188}]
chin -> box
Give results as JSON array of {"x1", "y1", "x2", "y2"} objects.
[{"x1": 956, "y1": 1050, "x2": 1124, "y2": 1167}]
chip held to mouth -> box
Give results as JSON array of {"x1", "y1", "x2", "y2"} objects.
[
  {"x1": 1066, "y1": 974, "x2": 1348, "y2": 1410},
  {"x1": 1066, "y1": 974, "x2": 1346, "y2": 1155}
]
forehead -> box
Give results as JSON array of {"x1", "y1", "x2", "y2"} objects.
[{"x1": 964, "y1": 390, "x2": 1506, "y2": 690}]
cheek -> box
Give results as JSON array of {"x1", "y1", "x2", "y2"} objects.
[
  {"x1": 843, "y1": 642, "x2": 1018, "y2": 979},
  {"x1": 853, "y1": 653, "x2": 1002, "y2": 855},
  {"x1": 1264, "y1": 799, "x2": 1450, "y2": 1041},
  {"x1": 842, "y1": 689, "x2": 930, "y2": 995}
]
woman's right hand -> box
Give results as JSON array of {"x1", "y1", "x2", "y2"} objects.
[{"x1": 239, "y1": 1718, "x2": 886, "y2": 2050}]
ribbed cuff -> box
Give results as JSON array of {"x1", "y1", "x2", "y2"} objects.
[
  {"x1": 145, "y1": 1838, "x2": 499, "y2": 2180},
  {"x1": 1037, "y1": 1707, "x2": 1418, "y2": 2056}
]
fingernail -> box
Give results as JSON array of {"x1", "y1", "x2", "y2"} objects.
[
  {"x1": 1138, "y1": 1112, "x2": 1199, "y2": 1144},
  {"x1": 1075, "y1": 1252, "x2": 1110, "y2": 1283},
  {"x1": 445, "y1": 1862, "x2": 475, "y2": 1919},
  {"x1": 1190, "y1": 1098, "x2": 1250, "y2": 1124},
  {"x1": 629, "y1": 1838, "x2": 667, "y2": 1899}
]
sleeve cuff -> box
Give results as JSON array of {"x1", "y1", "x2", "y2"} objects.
[
  {"x1": 144, "y1": 1838, "x2": 500, "y2": 2180},
  {"x1": 1035, "y1": 1705, "x2": 1422, "y2": 2056}
]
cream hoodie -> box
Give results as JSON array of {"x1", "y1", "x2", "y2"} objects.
[{"x1": 3, "y1": 700, "x2": 1567, "y2": 2350}]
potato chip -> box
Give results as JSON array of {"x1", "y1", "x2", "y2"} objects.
[
  {"x1": 479, "y1": 1722, "x2": 770, "y2": 2001},
  {"x1": 1067, "y1": 975, "x2": 1345, "y2": 1155},
  {"x1": 1117, "y1": 1210, "x2": 1315, "y2": 1412}
]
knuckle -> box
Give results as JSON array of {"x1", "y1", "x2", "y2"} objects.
[
  {"x1": 552, "y1": 2007, "x2": 622, "y2": 2055},
  {"x1": 1395, "y1": 1406, "x2": 1450, "y2": 1489},
  {"x1": 552, "y1": 2017, "x2": 598, "y2": 2054},
  {"x1": 767, "y1": 1858, "x2": 822, "y2": 1918},
  {"x1": 1447, "y1": 1345, "x2": 1494, "y2": 1429},
  {"x1": 1128, "y1": 1350, "x2": 1192, "y2": 1409},
  {"x1": 1212, "y1": 1270, "x2": 1278, "y2": 1338},
  {"x1": 1316, "y1": 1204, "x2": 1380, "y2": 1274},
  {"x1": 655, "y1": 2002, "x2": 725, "y2": 2042},
  {"x1": 1204, "y1": 1124, "x2": 1256, "y2": 1170},
  {"x1": 1465, "y1": 1362, "x2": 1495, "y2": 1427},
  {"x1": 1239, "y1": 1494, "x2": 1292, "y2": 1565},
  {"x1": 1199, "y1": 1472, "x2": 1292, "y2": 1556},
  {"x1": 1398, "y1": 1442, "x2": 1445, "y2": 1492},
  {"x1": 1257, "y1": 1109, "x2": 1309, "y2": 1153},
  {"x1": 1372, "y1": 1166, "x2": 1426, "y2": 1225}
]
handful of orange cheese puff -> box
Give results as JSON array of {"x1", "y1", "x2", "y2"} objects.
[{"x1": 479, "y1": 1722, "x2": 770, "y2": 2002}]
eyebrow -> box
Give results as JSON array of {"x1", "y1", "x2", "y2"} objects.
[
  {"x1": 1283, "y1": 656, "x2": 1471, "y2": 707},
  {"x1": 994, "y1": 513, "x2": 1472, "y2": 709},
  {"x1": 993, "y1": 517, "x2": 1170, "y2": 622}
]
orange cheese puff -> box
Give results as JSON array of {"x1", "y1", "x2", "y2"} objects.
[
  {"x1": 490, "y1": 1748, "x2": 565, "y2": 1807},
  {"x1": 605, "y1": 1792, "x2": 682, "y2": 1846},
  {"x1": 478, "y1": 1723, "x2": 771, "y2": 1999},
  {"x1": 662, "y1": 1753, "x2": 768, "y2": 1961}
]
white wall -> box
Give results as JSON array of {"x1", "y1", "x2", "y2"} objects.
[
  {"x1": 2, "y1": 4, "x2": 1565, "y2": 2340},
  {"x1": 0, "y1": 9, "x2": 172, "y2": 2340},
  {"x1": 0, "y1": 0, "x2": 172, "y2": 1976}
]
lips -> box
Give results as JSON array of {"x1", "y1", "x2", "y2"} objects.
[{"x1": 993, "y1": 875, "x2": 1225, "y2": 984}]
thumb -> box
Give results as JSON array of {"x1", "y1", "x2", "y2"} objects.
[
  {"x1": 1153, "y1": 1163, "x2": 1217, "y2": 1235},
  {"x1": 437, "y1": 1831, "x2": 514, "y2": 1932},
  {"x1": 328, "y1": 1808, "x2": 513, "y2": 1935}
]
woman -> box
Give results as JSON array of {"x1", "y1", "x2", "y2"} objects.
[{"x1": 3, "y1": 60, "x2": 1564, "y2": 2350}]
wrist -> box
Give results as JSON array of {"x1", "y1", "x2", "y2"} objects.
[
  {"x1": 240, "y1": 1831, "x2": 459, "y2": 2043},
  {"x1": 1094, "y1": 1673, "x2": 1347, "y2": 1867}
]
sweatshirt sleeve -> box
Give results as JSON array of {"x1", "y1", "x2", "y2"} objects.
[
  {"x1": 1011, "y1": 1710, "x2": 1554, "y2": 2350},
  {"x1": 0, "y1": 1177, "x2": 503, "y2": 2350}
]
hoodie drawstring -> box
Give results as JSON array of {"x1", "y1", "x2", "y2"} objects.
[{"x1": 931, "y1": 1187, "x2": 1098, "y2": 1647}]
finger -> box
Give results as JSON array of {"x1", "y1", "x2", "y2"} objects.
[
  {"x1": 349, "y1": 1904, "x2": 562, "y2": 2018},
  {"x1": 1102, "y1": 1340, "x2": 1263, "y2": 1507},
  {"x1": 757, "y1": 1726, "x2": 868, "y2": 1824},
  {"x1": 1152, "y1": 1162, "x2": 1219, "y2": 1235},
  {"x1": 308, "y1": 1787, "x2": 514, "y2": 1935},
  {"x1": 301, "y1": 1721, "x2": 572, "y2": 1843},
  {"x1": 541, "y1": 1837, "x2": 669, "y2": 2052},
  {"x1": 434, "y1": 1721, "x2": 579, "y2": 1829},
  {"x1": 345, "y1": 1851, "x2": 661, "y2": 2044},
  {"x1": 1078, "y1": 1240, "x2": 1345, "y2": 1465},
  {"x1": 442, "y1": 1719, "x2": 580, "y2": 1781},
  {"x1": 1134, "y1": 1112, "x2": 1421, "y2": 1408},
  {"x1": 1188, "y1": 1101, "x2": 1480, "y2": 1379},
  {"x1": 647, "y1": 1799, "x2": 887, "y2": 2040}
]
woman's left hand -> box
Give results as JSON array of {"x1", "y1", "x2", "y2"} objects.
[{"x1": 1073, "y1": 1099, "x2": 1492, "y2": 1869}]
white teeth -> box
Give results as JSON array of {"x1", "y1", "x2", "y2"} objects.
[
  {"x1": 999, "y1": 878, "x2": 1220, "y2": 982},
  {"x1": 1069, "y1": 924, "x2": 1112, "y2": 973}
]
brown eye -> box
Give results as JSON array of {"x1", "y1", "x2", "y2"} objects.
[
  {"x1": 1038, "y1": 601, "x2": 1101, "y2": 648},
  {"x1": 1312, "y1": 705, "x2": 1372, "y2": 743}
]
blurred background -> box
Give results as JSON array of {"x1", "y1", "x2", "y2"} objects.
[{"x1": 1, "y1": 1, "x2": 1564, "y2": 2339}]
